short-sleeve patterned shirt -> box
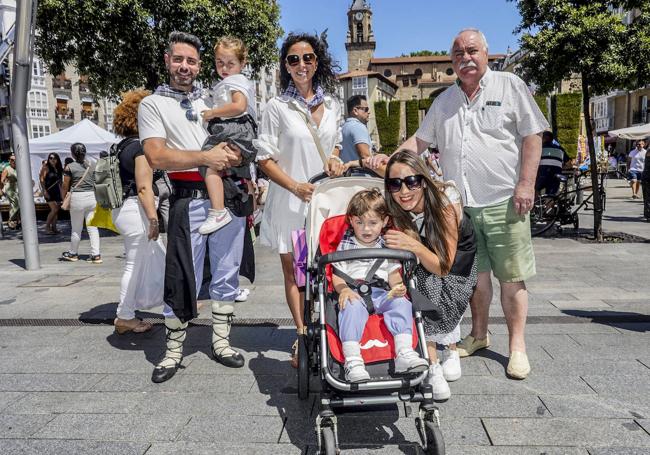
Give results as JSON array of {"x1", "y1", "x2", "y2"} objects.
[{"x1": 416, "y1": 68, "x2": 549, "y2": 208}]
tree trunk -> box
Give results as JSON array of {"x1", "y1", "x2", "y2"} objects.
[{"x1": 581, "y1": 75, "x2": 604, "y2": 242}]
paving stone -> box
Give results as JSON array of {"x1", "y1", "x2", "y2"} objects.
[
  {"x1": 450, "y1": 374, "x2": 594, "y2": 396},
  {"x1": 588, "y1": 448, "x2": 650, "y2": 455},
  {"x1": 482, "y1": 418, "x2": 650, "y2": 447},
  {"x1": 529, "y1": 359, "x2": 648, "y2": 376},
  {"x1": 3, "y1": 392, "x2": 145, "y2": 415},
  {"x1": 487, "y1": 323, "x2": 619, "y2": 335},
  {"x1": 582, "y1": 374, "x2": 650, "y2": 395},
  {"x1": 149, "y1": 442, "x2": 303, "y2": 454},
  {"x1": 539, "y1": 394, "x2": 650, "y2": 418},
  {"x1": 635, "y1": 419, "x2": 650, "y2": 434},
  {"x1": 0, "y1": 327, "x2": 77, "y2": 347},
  {"x1": 176, "y1": 415, "x2": 284, "y2": 443},
  {"x1": 305, "y1": 445, "x2": 419, "y2": 454},
  {"x1": 444, "y1": 446, "x2": 588, "y2": 455},
  {"x1": 550, "y1": 300, "x2": 612, "y2": 309},
  {"x1": 0, "y1": 414, "x2": 55, "y2": 438},
  {"x1": 0, "y1": 373, "x2": 104, "y2": 392},
  {"x1": 184, "y1": 349, "x2": 295, "y2": 376},
  {"x1": 0, "y1": 393, "x2": 25, "y2": 412},
  {"x1": 34, "y1": 413, "x2": 189, "y2": 442},
  {"x1": 0, "y1": 439, "x2": 149, "y2": 455},
  {"x1": 434, "y1": 395, "x2": 548, "y2": 418},
  {"x1": 89, "y1": 373, "x2": 255, "y2": 394}
]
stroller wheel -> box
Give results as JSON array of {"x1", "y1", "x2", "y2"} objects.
[
  {"x1": 320, "y1": 425, "x2": 338, "y2": 455},
  {"x1": 423, "y1": 420, "x2": 445, "y2": 455},
  {"x1": 297, "y1": 334, "x2": 310, "y2": 400}
]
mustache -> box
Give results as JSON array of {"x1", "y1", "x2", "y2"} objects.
[
  {"x1": 360, "y1": 339, "x2": 389, "y2": 350},
  {"x1": 459, "y1": 61, "x2": 478, "y2": 70}
]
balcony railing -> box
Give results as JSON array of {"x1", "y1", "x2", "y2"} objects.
[
  {"x1": 632, "y1": 109, "x2": 648, "y2": 124},
  {"x1": 52, "y1": 79, "x2": 72, "y2": 90},
  {"x1": 82, "y1": 110, "x2": 98, "y2": 122},
  {"x1": 55, "y1": 108, "x2": 74, "y2": 120}
]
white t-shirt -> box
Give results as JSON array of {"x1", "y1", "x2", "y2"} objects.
[
  {"x1": 416, "y1": 68, "x2": 549, "y2": 208},
  {"x1": 629, "y1": 148, "x2": 646, "y2": 173},
  {"x1": 333, "y1": 233, "x2": 400, "y2": 283},
  {"x1": 138, "y1": 93, "x2": 212, "y2": 175},
  {"x1": 212, "y1": 74, "x2": 256, "y2": 119}
]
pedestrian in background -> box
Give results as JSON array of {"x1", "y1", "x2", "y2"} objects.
[
  {"x1": 111, "y1": 89, "x2": 160, "y2": 335},
  {"x1": 61, "y1": 143, "x2": 102, "y2": 263},
  {"x1": 642, "y1": 143, "x2": 650, "y2": 221},
  {"x1": 627, "y1": 139, "x2": 646, "y2": 199},
  {"x1": 340, "y1": 94, "x2": 373, "y2": 164},
  {"x1": 256, "y1": 32, "x2": 344, "y2": 368},
  {"x1": 40, "y1": 152, "x2": 63, "y2": 234},
  {"x1": 1, "y1": 155, "x2": 19, "y2": 229}
]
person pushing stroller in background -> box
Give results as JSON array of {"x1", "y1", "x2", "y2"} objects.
[{"x1": 332, "y1": 189, "x2": 428, "y2": 383}]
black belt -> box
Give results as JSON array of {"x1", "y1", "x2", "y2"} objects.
[{"x1": 172, "y1": 187, "x2": 209, "y2": 199}]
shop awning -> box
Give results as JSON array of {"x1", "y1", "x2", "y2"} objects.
[{"x1": 608, "y1": 123, "x2": 650, "y2": 140}]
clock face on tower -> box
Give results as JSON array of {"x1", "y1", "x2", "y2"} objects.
[{"x1": 355, "y1": 12, "x2": 363, "y2": 21}]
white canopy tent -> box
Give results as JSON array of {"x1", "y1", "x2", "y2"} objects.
[
  {"x1": 608, "y1": 123, "x2": 650, "y2": 140},
  {"x1": 28, "y1": 119, "x2": 120, "y2": 188}
]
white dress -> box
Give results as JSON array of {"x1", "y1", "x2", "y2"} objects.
[{"x1": 254, "y1": 94, "x2": 342, "y2": 254}]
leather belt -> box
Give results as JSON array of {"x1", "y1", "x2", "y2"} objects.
[{"x1": 172, "y1": 187, "x2": 209, "y2": 199}]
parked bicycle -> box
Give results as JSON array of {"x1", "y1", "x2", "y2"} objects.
[{"x1": 530, "y1": 170, "x2": 607, "y2": 236}]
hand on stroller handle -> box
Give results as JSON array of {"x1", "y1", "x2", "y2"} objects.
[{"x1": 308, "y1": 166, "x2": 381, "y2": 184}]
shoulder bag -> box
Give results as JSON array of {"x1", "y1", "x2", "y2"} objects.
[{"x1": 61, "y1": 165, "x2": 90, "y2": 211}]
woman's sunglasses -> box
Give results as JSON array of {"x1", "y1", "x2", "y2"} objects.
[
  {"x1": 286, "y1": 53, "x2": 317, "y2": 66},
  {"x1": 180, "y1": 98, "x2": 198, "y2": 122},
  {"x1": 387, "y1": 174, "x2": 425, "y2": 193}
]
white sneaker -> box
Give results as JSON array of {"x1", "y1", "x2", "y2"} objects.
[
  {"x1": 440, "y1": 349, "x2": 462, "y2": 382},
  {"x1": 426, "y1": 363, "x2": 451, "y2": 401},
  {"x1": 344, "y1": 356, "x2": 370, "y2": 383},
  {"x1": 394, "y1": 349, "x2": 429, "y2": 374},
  {"x1": 198, "y1": 208, "x2": 232, "y2": 235},
  {"x1": 235, "y1": 288, "x2": 250, "y2": 302}
]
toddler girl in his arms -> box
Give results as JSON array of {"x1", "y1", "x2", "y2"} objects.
[
  {"x1": 332, "y1": 189, "x2": 428, "y2": 383},
  {"x1": 199, "y1": 36, "x2": 258, "y2": 235}
]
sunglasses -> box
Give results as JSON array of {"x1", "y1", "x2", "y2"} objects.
[
  {"x1": 180, "y1": 98, "x2": 198, "y2": 122},
  {"x1": 387, "y1": 174, "x2": 425, "y2": 193},
  {"x1": 286, "y1": 53, "x2": 317, "y2": 66},
  {"x1": 355, "y1": 106, "x2": 370, "y2": 112}
]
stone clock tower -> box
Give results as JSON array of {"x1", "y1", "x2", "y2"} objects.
[{"x1": 345, "y1": 0, "x2": 376, "y2": 71}]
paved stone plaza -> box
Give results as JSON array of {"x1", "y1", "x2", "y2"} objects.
[{"x1": 0, "y1": 179, "x2": 649, "y2": 454}]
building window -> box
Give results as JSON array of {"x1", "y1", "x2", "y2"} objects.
[
  {"x1": 31, "y1": 60, "x2": 46, "y2": 87},
  {"x1": 27, "y1": 90, "x2": 48, "y2": 118},
  {"x1": 356, "y1": 22, "x2": 363, "y2": 42},
  {"x1": 411, "y1": 78, "x2": 417, "y2": 86},
  {"x1": 384, "y1": 69, "x2": 392, "y2": 78},
  {"x1": 30, "y1": 123, "x2": 50, "y2": 139},
  {"x1": 446, "y1": 67, "x2": 454, "y2": 76},
  {"x1": 352, "y1": 76, "x2": 368, "y2": 97},
  {"x1": 414, "y1": 68, "x2": 423, "y2": 77},
  {"x1": 403, "y1": 78, "x2": 409, "y2": 87}
]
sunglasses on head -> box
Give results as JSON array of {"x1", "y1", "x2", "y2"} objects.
[
  {"x1": 387, "y1": 174, "x2": 425, "y2": 193},
  {"x1": 286, "y1": 53, "x2": 317, "y2": 66},
  {"x1": 180, "y1": 98, "x2": 198, "y2": 122}
]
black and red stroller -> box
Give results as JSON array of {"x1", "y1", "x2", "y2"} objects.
[{"x1": 296, "y1": 172, "x2": 445, "y2": 454}]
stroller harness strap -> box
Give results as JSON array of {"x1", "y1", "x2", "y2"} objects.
[{"x1": 333, "y1": 258, "x2": 389, "y2": 315}]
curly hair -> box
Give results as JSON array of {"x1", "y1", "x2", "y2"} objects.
[
  {"x1": 384, "y1": 150, "x2": 457, "y2": 275},
  {"x1": 279, "y1": 32, "x2": 340, "y2": 94},
  {"x1": 214, "y1": 35, "x2": 247, "y2": 63},
  {"x1": 113, "y1": 90, "x2": 151, "y2": 137}
]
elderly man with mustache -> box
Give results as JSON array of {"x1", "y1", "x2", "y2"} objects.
[{"x1": 371, "y1": 29, "x2": 549, "y2": 380}]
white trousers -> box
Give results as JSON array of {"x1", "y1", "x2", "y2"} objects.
[
  {"x1": 68, "y1": 191, "x2": 100, "y2": 256},
  {"x1": 112, "y1": 197, "x2": 158, "y2": 320}
]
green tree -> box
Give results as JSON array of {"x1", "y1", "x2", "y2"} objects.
[
  {"x1": 35, "y1": 0, "x2": 283, "y2": 98},
  {"x1": 511, "y1": 0, "x2": 650, "y2": 241},
  {"x1": 400, "y1": 50, "x2": 449, "y2": 57}
]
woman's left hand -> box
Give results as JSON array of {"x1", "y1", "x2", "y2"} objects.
[
  {"x1": 325, "y1": 156, "x2": 345, "y2": 177},
  {"x1": 384, "y1": 229, "x2": 422, "y2": 254}
]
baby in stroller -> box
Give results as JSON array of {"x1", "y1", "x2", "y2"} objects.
[{"x1": 332, "y1": 189, "x2": 428, "y2": 383}]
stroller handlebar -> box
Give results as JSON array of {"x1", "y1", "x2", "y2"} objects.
[
  {"x1": 308, "y1": 167, "x2": 382, "y2": 184},
  {"x1": 318, "y1": 248, "x2": 417, "y2": 271}
]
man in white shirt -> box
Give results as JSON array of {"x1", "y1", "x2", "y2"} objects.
[
  {"x1": 371, "y1": 28, "x2": 548, "y2": 379},
  {"x1": 626, "y1": 140, "x2": 646, "y2": 199},
  {"x1": 139, "y1": 31, "x2": 246, "y2": 383}
]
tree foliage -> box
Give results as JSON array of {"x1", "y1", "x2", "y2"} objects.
[
  {"x1": 35, "y1": 0, "x2": 283, "y2": 97},
  {"x1": 400, "y1": 50, "x2": 449, "y2": 57},
  {"x1": 374, "y1": 100, "x2": 401, "y2": 154},
  {"x1": 511, "y1": 0, "x2": 650, "y2": 240}
]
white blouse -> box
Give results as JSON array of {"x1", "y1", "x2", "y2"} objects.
[{"x1": 254, "y1": 94, "x2": 342, "y2": 254}]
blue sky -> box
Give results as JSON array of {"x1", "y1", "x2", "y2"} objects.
[{"x1": 276, "y1": 0, "x2": 524, "y2": 71}]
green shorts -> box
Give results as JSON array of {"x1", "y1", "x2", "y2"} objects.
[{"x1": 464, "y1": 197, "x2": 535, "y2": 282}]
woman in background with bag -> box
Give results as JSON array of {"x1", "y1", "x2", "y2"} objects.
[
  {"x1": 40, "y1": 152, "x2": 63, "y2": 234},
  {"x1": 256, "y1": 32, "x2": 344, "y2": 367},
  {"x1": 61, "y1": 143, "x2": 102, "y2": 263},
  {"x1": 110, "y1": 89, "x2": 165, "y2": 335}
]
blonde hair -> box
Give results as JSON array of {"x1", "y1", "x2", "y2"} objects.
[{"x1": 214, "y1": 35, "x2": 247, "y2": 63}]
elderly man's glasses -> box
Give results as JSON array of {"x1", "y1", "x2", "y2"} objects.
[
  {"x1": 286, "y1": 53, "x2": 317, "y2": 66},
  {"x1": 387, "y1": 174, "x2": 424, "y2": 193},
  {"x1": 180, "y1": 98, "x2": 198, "y2": 122}
]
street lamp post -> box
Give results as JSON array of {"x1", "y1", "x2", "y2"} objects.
[{"x1": 11, "y1": 0, "x2": 40, "y2": 270}]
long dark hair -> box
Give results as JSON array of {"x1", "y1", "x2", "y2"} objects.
[
  {"x1": 384, "y1": 150, "x2": 457, "y2": 275},
  {"x1": 47, "y1": 152, "x2": 63, "y2": 177},
  {"x1": 70, "y1": 143, "x2": 86, "y2": 164},
  {"x1": 279, "y1": 32, "x2": 340, "y2": 94}
]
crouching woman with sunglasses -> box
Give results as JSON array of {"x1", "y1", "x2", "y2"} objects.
[{"x1": 379, "y1": 150, "x2": 477, "y2": 401}]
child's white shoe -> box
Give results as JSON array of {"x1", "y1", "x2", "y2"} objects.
[
  {"x1": 198, "y1": 208, "x2": 232, "y2": 235},
  {"x1": 427, "y1": 362, "x2": 451, "y2": 401},
  {"x1": 344, "y1": 356, "x2": 370, "y2": 383},
  {"x1": 393, "y1": 333, "x2": 428, "y2": 374},
  {"x1": 440, "y1": 349, "x2": 462, "y2": 382}
]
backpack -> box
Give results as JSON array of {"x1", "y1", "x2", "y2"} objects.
[{"x1": 94, "y1": 139, "x2": 131, "y2": 209}]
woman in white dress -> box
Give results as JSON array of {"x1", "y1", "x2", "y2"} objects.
[{"x1": 256, "y1": 33, "x2": 344, "y2": 367}]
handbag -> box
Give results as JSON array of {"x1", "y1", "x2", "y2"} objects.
[
  {"x1": 87, "y1": 204, "x2": 119, "y2": 233},
  {"x1": 61, "y1": 165, "x2": 91, "y2": 211},
  {"x1": 291, "y1": 228, "x2": 308, "y2": 287}
]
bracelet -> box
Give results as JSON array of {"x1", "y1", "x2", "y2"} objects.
[{"x1": 329, "y1": 155, "x2": 343, "y2": 164}]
